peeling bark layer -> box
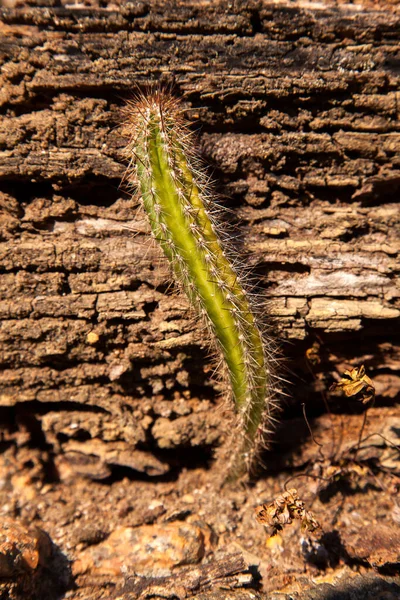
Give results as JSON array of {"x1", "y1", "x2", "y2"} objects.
[{"x1": 0, "y1": 0, "x2": 399, "y2": 475}]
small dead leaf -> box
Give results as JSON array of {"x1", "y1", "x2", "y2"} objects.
[{"x1": 330, "y1": 365, "x2": 375, "y2": 404}]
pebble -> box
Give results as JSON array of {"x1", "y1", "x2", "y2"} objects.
[
  {"x1": 73, "y1": 520, "x2": 215, "y2": 577},
  {"x1": 181, "y1": 493, "x2": 195, "y2": 504},
  {"x1": 86, "y1": 332, "x2": 99, "y2": 344},
  {"x1": 0, "y1": 518, "x2": 51, "y2": 577},
  {"x1": 344, "y1": 524, "x2": 400, "y2": 568}
]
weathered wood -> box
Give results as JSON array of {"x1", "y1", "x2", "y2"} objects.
[
  {"x1": 112, "y1": 552, "x2": 257, "y2": 600},
  {"x1": 0, "y1": 0, "x2": 399, "y2": 474}
]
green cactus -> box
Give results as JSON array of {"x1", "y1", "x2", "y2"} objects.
[{"x1": 124, "y1": 92, "x2": 276, "y2": 478}]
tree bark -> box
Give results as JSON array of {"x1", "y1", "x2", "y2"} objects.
[{"x1": 0, "y1": 0, "x2": 399, "y2": 477}]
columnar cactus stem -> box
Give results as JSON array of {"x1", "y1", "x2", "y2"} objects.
[{"x1": 124, "y1": 92, "x2": 275, "y2": 478}]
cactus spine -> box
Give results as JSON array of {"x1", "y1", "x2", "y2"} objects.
[{"x1": 124, "y1": 92, "x2": 273, "y2": 478}]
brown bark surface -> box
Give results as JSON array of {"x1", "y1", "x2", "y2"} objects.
[
  {"x1": 1, "y1": 0, "x2": 399, "y2": 463},
  {"x1": 0, "y1": 1, "x2": 399, "y2": 599}
]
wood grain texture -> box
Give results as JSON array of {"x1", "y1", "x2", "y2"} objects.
[{"x1": 0, "y1": 0, "x2": 399, "y2": 475}]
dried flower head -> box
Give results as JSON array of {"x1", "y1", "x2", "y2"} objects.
[{"x1": 255, "y1": 488, "x2": 320, "y2": 537}]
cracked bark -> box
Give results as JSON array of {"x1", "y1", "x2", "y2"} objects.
[{"x1": 0, "y1": 0, "x2": 399, "y2": 478}]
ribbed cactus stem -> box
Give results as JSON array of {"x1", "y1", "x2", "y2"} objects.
[{"x1": 124, "y1": 92, "x2": 273, "y2": 478}]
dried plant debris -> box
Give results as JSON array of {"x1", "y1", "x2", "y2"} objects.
[
  {"x1": 255, "y1": 488, "x2": 320, "y2": 537},
  {"x1": 305, "y1": 342, "x2": 321, "y2": 366},
  {"x1": 316, "y1": 459, "x2": 370, "y2": 482},
  {"x1": 330, "y1": 365, "x2": 375, "y2": 405},
  {"x1": 308, "y1": 458, "x2": 377, "y2": 497}
]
